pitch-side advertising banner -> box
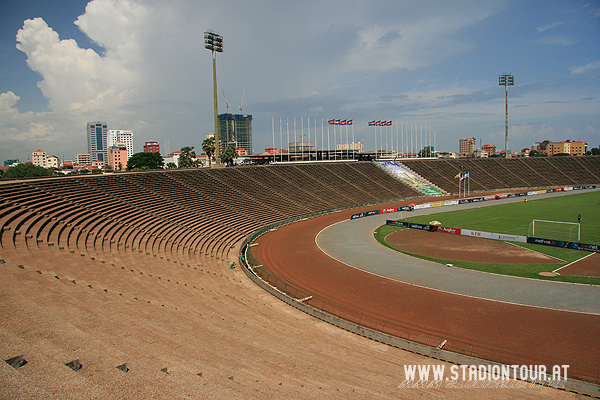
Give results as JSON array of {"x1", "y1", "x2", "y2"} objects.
[
  {"x1": 460, "y1": 229, "x2": 492, "y2": 239},
  {"x1": 527, "y1": 237, "x2": 600, "y2": 252},
  {"x1": 491, "y1": 233, "x2": 527, "y2": 243},
  {"x1": 435, "y1": 226, "x2": 461, "y2": 235}
]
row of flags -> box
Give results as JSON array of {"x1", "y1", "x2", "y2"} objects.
[
  {"x1": 454, "y1": 172, "x2": 470, "y2": 181},
  {"x1": 327, "y1": 119, "x2": 354, "y2": 125},
  {"x1": 368, "y1": 121, "x2": 393, "y2": 126}
]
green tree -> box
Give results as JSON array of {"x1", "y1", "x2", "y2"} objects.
[
  {"x1": 166, "y1": 162, "x2": 177, "y2": 169},
  {"x1": 418, "y1": 146, "x2": 434, "y2": 158},
  {"x1": 2, "y1": 163, "x2": 54, "y2": 179},
  {"x1": 202, "y1": 137, "x2": 215, "y2": 167},
  {"x1": 221, "y1": 146, "x2": 239, "y2": 165},
  {"x1": 178, "y1": 146, "x2": 197, "y2": 168},
  {"x1": 126, "y1": 152, "x2": 165, "y2": 171}
]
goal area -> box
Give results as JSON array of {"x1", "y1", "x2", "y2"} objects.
[{"x1": 528, "y1": 219, "x2": 580, "y2": 241}]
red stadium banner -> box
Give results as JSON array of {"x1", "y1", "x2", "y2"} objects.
[{"x1": 436, "y1": 226, "x2": 462, "y2": 235}]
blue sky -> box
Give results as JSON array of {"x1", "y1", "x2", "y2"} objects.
[{"x1": 0, "y1": 0, "x2": 599, "y2": 162}]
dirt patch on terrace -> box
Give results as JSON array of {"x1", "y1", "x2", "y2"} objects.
[{"x1": 386, "y1": 229, "x2": 562, "y2": 264}]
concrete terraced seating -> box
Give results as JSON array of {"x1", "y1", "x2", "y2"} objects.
[
  {"x1": 1, "y1": 162, "x2": 449, "y2": 399},
  {"x1": 402, "y1": 156, "x2": 600, "y2": 194},
  {"x1": 4, "y1": 160, "x2": 591, "y2": 399}
]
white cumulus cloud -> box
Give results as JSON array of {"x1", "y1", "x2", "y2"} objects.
[
  {"x1": 16, "y1": 15, "x2": 137, "y2": 114},
  {"x1": 569, "y1": 61, "x2": 600, "y2": 75}
]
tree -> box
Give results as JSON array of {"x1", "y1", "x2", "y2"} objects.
[
  {"x1": 418, "y1": 146, "x2": 434, "y2": 158},
  {"x1": 221, "y1": 146, "x2": 239, "y2": 165},
  {"x1": 126, "y1": 152, "x2": 164, "y2": 171},
  {"x1": 178, "y1": 146, "x2": 197, "y2": 168},
  {"x1": 166, "y1": 162, "x2": 177, "y2": 169},
  {"x1": 202, "y1": 137, "x2": 215, "y2": 167},
  {"x1": 529, "y1": 149, "x2": 540, "y2": 157},
  {"x1": 1, "y1": 163, "x2": 54, "y2": 179}
]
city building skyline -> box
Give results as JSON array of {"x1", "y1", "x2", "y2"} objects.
[
  {"x1": 218, "y1": 114, "x2": 252, "y2": 155},
  {"x1": 459, "y1": 138, "x2": 477, "y2": 156},
  {"x1": 107, "y1": 129, "x2": 134, "y2": 160},
  {"x1": 144, "y1": 141, "x2": 160, "y2": 154},
  {"x1": 87, "y1": 121, "x2": 108, "y2": 164},
  {"x1": 108, "y1": 142, "x2": 128, "y2": 170}
]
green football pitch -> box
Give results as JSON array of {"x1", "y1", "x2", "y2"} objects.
[{"x1": 375, "y1": 190, "x2": 600, "y2": 285}]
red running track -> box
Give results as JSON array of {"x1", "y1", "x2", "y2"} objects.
[{"x1": 252, "y1": 201, "x2": 600, "y2": 369}]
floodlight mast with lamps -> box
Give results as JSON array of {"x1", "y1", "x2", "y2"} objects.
[
  {"x1": 204, "y1": 30, "x2": 223, "y2": 162},
  {"x1": 499, "y1": 74, "x2": 514, "y2": 158}
]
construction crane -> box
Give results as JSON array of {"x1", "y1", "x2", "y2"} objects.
[
  {"x1": 221, "y1": 89, "x2": 231, "y2": 114},
  {"x1": 238, "y1": 87, "x2": 245, "y2": 114}
]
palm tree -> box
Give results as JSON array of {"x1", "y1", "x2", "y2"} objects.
[
  {"x1": 179, "y1": 146, "x2": 196, "y2": 168},
  {"x1": 202, "y1": 137, "x2": 216, "y2": 167},
  {"x1": 221, "y1": 146, "x2": 239, "y2": 165}
]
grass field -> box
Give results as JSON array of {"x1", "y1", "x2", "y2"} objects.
[{"x1": 374, "y1": 190, "x2": 600, "y2": 285}]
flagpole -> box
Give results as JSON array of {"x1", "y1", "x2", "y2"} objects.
[
  {"x1": 315, "y1": 118, "x2": 317, "y2": 161},
  {"x1": 352, "y1": 122, "x2": 355, "y2": 159},
  {"x1": 396, "y1": 122, "x2": 398, "y2": 156},
  {"x1": 375, "y1": 125, "x2": 377, "y2": 160},
  {"x1": 321, "y1": 119, "x2": 324, "y2": 161},
  {"x1": 345, "y1": 123, "x2": 348, "y2": 160},
  {"x1": 420, "y1": 122, "x2": 423, "y2": 157},
  {"x1": 309, "y1": 117, "x2": 312, "y2": 161},
  {"x1": 380, "y1": 125, "x2": 383, "y2": 158},
  {"x1": 327, "y1": 121, "x2": 330, "y2": 160},
  {"x1": 401, "y1": 121, "x2": 404, "y2": 157},
  {"x1": 279, "y1": 117, "x2": 282, "y2": 162},
  {"x1": 301, "y1": 117, "x2": 304, "y2": 162},
  {"x1": 272, "y1": 116, "x2": 275, "y2": 163},
  {"x1": 390, "y1": 124, "x2": 393, "y2": 157},
  {"x1": 385, "y1": 124, "x2": 388, "y2": 156},
  {"x1": 410, "y1": 123, "x2": 413, "y2": 158},
  {"x1": 334, "y1": 123, "x2": 337, "y2": 160}
]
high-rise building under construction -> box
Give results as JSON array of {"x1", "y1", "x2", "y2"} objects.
[{"x1": 218, "y1": 114, "x2": 252, "y2": 154}]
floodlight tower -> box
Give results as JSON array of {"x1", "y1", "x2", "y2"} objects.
[
  {"x1": 205, "y1": 30, "x2": 223, "y2": 161},
  {"x1": 499, "y1": 74, "x2": 514, "y2": 158}
]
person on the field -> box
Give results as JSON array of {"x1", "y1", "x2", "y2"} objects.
[{"x1": 577, "y1": 214, "x2": 581, "y2": 223}]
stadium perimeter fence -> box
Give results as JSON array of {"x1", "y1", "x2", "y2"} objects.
[{"x1": 240, "y1": 210, "x2": 600, "y2": 387}]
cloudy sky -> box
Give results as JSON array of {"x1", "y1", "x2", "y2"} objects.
[{"x1": 1, "y1": 0, "x2": 599, "y2": 162}]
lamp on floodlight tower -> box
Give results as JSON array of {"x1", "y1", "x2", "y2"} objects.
[
  {"x1": 499, "y1": 74, "x2": 514, "y2": 158},
  {"x1": 205, "y1": 30, "x2": 223, "y2": 162}
]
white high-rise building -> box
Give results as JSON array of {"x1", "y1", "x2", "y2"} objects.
[
  {"x1": 107, "y1": 130, "x2": 134, "y2": 160},
  {"x1": 31, "y1": 149, "x2": 47, "y2": 167}
]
